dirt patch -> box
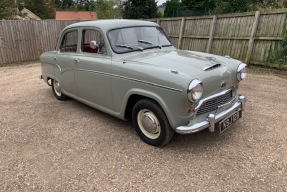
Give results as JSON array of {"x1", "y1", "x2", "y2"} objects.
[{"x1": 0, "y1": 64, "x2": 286, "y2": 191}]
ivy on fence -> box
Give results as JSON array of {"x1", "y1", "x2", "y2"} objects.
[{"x1": 267, "y1": 13, "x2": 287, "y2": 69}]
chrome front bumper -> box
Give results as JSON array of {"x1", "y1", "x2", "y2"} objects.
[{"x1": 176, "y1": 95, "x2": 246, "y2": 134}]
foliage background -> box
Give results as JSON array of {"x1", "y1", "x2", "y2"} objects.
[
  {"x1": 267, "y1": 13, "x2": 287, "y2": 68},
  {"x1": 123, "y1": 0, "x2": 158, "y2": 19},
  {"x1": 164, "y1": 0, "x2": 285, "y2": 17},
  {"x1": 0, "y1": 0, "x2": 17, "y2": 19},
  {"x1": 0, "y1": 0, "x2": 287, "y2": 20}
]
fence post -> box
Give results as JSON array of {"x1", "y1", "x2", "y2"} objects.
[
  {"x1": 206, "y1": 15, "x2": 217, "y2": 53},
  {"x1": 156, "y1": 19, "x2": 160, "y2": 25},
  {"x1": 245, "y1": 11, "x2": 260, "y2": 64},
  {"x1": 178, "y1": 17, "x2": 185, "y2": 49}
]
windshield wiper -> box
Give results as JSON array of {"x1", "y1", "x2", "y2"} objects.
[
  {"x1": 138, "y1": 40, "x2": 153, "y2": 45},
  {"x1": 138, "y1": 40, "x2": 162, "y2": 49},
  {"x1": 115, "y1": 44, "x2": 143, "y2": 51}
]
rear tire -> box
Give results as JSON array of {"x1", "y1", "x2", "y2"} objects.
[
  {"x1": 52, "y1": 79, "x2": 67, "y2": 101},
  {"x1": 132, "y1": 99, "x2": 174, "y2": 146}
]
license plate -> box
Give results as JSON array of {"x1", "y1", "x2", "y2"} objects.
[{"x1": 219, "y1": 111, "x2": 242, "y2": 133}]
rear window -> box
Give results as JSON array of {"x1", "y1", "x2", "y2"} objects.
[{"x1": 60, "y1": 30, "x2": 78, "y2": 53}]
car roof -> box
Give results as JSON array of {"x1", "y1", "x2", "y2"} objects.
[{"x1": 64, "y1": 19, "x2": 159, "y2": 32}]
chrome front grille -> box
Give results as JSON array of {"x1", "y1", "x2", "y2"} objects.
[{"x1": 197, "y1": 89, "x2": 234, "y2": 115}]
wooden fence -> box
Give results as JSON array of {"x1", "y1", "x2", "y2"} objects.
[
  {"x1": 0, "y1": 9, "x2": 286, "y2": 68},
  {"x1": 0, "y1": 20, "x2": 79, "y2": 65},
  {"x1": 149, "y1": 9, "x2": 287, "y2": 68}
]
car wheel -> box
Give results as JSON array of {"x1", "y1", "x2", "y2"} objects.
[
  {"x1": 52, "y1": 79, "x2": 67, "y2": 101},
  {"x1": 132, "y1": 99, "x2": 174, "y2": 146}
]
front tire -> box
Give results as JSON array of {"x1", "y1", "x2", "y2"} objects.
[
  {"x1": 132, "y1": 99, "x2": 174, "y2": 146},
  {"x1": 51, "y1": 79, "x2": 67, "y2": 101}
]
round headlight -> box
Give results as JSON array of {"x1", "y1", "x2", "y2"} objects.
[
  {"x1": 188, "y1": 79, "x2": 203, "y2": 102},
  {"x1": 237, "y1": 63, "x2": 247, "y2": 81}
]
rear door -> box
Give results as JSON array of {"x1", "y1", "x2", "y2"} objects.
[{"x1": 55, "y1": 29, "x2": 79, "y2": 95}]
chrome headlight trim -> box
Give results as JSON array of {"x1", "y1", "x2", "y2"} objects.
[
  {"x1": 237, "y1": 63, "x2": 247, "y2": 81},
  {"x1": 188, "y1": 79, "x2": 203, "y2": 102}
]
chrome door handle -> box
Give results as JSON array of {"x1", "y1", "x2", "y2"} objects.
[{"x1": 74, "y1": 59, "x2": 80, "y2": 63}]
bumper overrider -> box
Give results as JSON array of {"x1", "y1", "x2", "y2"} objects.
[{"x1": 176, "y1": 95, "x2": 246, "y2": 134}]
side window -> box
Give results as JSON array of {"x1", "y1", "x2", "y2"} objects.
[
  {"x1": 82, "y1": 29, "x2": 107, "y2": 54},
  {"x1": 60, "y1": 30, "x2": 78, "y2": 53}
]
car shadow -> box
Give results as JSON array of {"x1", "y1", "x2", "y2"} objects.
[{"x1": 43, "y1": 88, "x2": 237, "y2": 151}]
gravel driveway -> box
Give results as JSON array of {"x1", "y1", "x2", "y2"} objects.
[{"x1": 0, "y1": 63, "x2": 286, "y2": 191}]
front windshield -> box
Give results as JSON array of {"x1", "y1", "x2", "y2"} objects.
[{"x1": 108, "y1": 26, "x2": 172, "y2": 54}]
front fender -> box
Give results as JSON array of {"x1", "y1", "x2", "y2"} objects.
[{"x1": 115, "y1": 87, "x2": 191, "y2": 129}]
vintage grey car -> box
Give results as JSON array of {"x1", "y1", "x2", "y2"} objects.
[{"x1": 40, "y1": 19, "x2": 247, "y2": 146}]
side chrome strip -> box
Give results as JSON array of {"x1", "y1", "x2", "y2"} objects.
[
  {"x1": 77, "y1": 69, "x2": 183, "y2": 93},
  {"x1": 77, "y1": 69, "x2": 109, "y2": 76}
]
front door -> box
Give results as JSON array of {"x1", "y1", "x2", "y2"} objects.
[{"x1": 75, "y1": 28, "x2": 113, "y2": 111}]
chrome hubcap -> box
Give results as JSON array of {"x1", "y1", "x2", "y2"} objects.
[
  {"x1": 53, "y1": 80, "x2": 61, "y2": 96},
  {"x1": 142, "y1": 114, "x2": 158, "y2": 133},
  {"x1": 137, "y1": 109, "x2": 160, "y2": 139}
]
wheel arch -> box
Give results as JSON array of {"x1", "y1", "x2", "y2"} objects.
[
  {"x1": 45, "y1": 75, "x2": 58, "y2": 86},
  {"x1": 41, "y1": 62, "x2": 60, "y2": 86},
  {"x1": 123, "y1": 90, "x2": 172, "y2": 126},
  {"x1": 125, "y1": 94, "x2": 157, "y2": 120}
]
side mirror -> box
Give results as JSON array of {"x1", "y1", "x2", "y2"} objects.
[{"x1": 90, "y1": 40, "x2": 98, "y2": 49}]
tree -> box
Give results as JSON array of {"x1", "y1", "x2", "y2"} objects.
[
  {"x1": 53, "y1": 0, "x2": 120, "y2": 18},
  {"x1": 123, "y1": 0, "x2": 158, "y2": 19},
  {"x1": 257, "y1": 0, "x2": 282, "y2": 9},
  {"x1": 156, "y1": 11, "x2": 163, "y2": 18},
  {"x1": 53, "y1": 0, "x2": 75, "y2": 10},
  {"x1": 164, "y1": 0, "x2": 180, "y2": 17},
  {"x1": 80, "y1": 0, "x2": 120, "y2": 19},
  {"x1": 211, "y1": 0, "x2": 257, "y2": 14},
  {"x1": 61, "y1": 0, "x2": 74, "y2": 10},
  {"x1": 19, "y1": 0, "x2": 55, "y2": 19},
  {"x1": 181, "y1": 0, "x2": 215, "y2": 11},
  {"x1": 54, "y1": 0, "x2": 61, "y2": 8},
  {"x1": 0, "y1": 0, "x2": 17, "y2": 19},
  {"x1": 210, "y1": 0, "x2": 281, "y2": 14},
  {"x1": 94, "y1": 0, "x2": 115, "y2": 19},
  {"x1": 113, "y1": 6, "x2": 123, "y2": 19}
]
